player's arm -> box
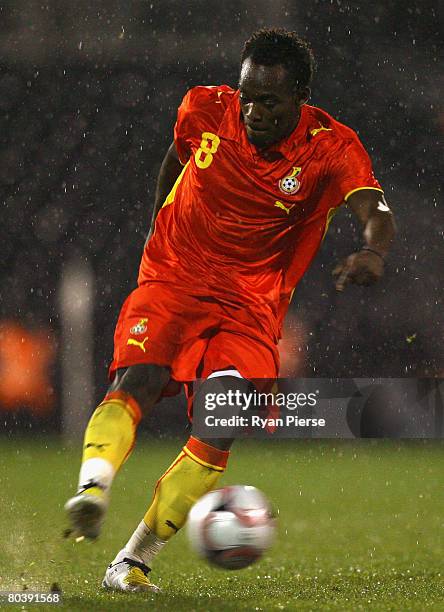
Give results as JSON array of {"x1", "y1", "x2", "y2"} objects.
[
  {"x1": 333, "y1": 189, "x2": 396, "y2": 291},
  {"x1": 146, "y1": 142, "x2": 184, "y2": 242}
]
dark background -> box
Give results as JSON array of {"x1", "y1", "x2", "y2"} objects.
[{"x1": 0, "y1": 1, "x2": 442, "y2": 433}]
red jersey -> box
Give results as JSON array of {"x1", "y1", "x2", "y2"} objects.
[{"x1": 139, "y1": 85, "x2": 383, "y2": 343}]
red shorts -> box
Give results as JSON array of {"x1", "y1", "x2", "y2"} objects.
[{"x1": 110, "y1": 283, "x2": 279, "y2": 387}]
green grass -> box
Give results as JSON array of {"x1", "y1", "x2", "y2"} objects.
[{"x1": 0, "y1": 438, "x2": 443, "y2": 611}]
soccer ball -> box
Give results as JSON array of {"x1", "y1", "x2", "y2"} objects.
[{"x1": 187, "y1": 485, "x2": 276, "y2": 570}]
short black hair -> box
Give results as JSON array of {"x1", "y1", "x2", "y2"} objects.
[{"x1": 241, "y1": 28, "x2": 315, "y2": 91}]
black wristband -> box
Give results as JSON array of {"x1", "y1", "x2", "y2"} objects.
[{"x1": 361, "y1": 246, "x2": 385, "y2": 262}]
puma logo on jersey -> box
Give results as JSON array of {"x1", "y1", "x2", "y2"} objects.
[
  {"x1": 275, "y1": 200, "x2": 293, "y2": 215},
  {"x1": 215, "y1": 90, "x2": 223, "y2": 104},
  {"x1": 127, "y1": 337, "x2": 149, "y2": 353},
  {"x1": 310, "y1": 123, "x2": 332, "y2": 137}
]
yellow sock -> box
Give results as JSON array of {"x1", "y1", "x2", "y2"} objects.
[
  {"x1": 78, "y1": 391, "x2": 142, "y2": 496},
  {"x1": 144, "y1": 436, "x2": 230, "y2": 540}
]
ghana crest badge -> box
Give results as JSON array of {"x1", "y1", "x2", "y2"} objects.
[
  {"x1": 130, "y1": 318, "x2": 148, "y2": 335},
  {"x1": 279, "y1": 166, "x2": 302, "y2": 195}
]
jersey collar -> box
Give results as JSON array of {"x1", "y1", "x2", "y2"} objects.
[{"x1": 218, "y1": 91, "x2": 310, "y2": 161}]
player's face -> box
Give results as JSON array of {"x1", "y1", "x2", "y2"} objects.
[{"x1": 239, "y1": 59, "x2": 309, "y2": 149}]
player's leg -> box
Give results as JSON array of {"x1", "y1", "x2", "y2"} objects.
[
  {"x1": 102, "y1": 296, "x2": 278, "y2": 592},
  {"x1": 79, "y1": 364, "x2": 171, "y2": 495},
  {"x1": 65, "y1": 363, "x2": 170, "y2": 539},
  {"x1": 65, "y1": 283, "x2": 193, "y2": 540},
  {"x1": 103, "y1": 373, "x2": 248, "y2": 593}
]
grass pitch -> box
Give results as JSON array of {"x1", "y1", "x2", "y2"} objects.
[{"x1": 0, "y1": 438, "x2": 443, "y2": 611}]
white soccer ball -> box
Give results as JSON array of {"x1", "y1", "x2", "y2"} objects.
[{"x1": 187, "y1": 485, "x2": 276, "y2": 570}]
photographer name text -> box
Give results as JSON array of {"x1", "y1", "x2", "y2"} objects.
[{"x1": 204, "y1": 415, "x2": 326, "y2": 429}]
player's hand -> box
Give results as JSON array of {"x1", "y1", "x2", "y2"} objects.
[{"x1": 333, "y1": 250, "x2": 384, "y2": 292}]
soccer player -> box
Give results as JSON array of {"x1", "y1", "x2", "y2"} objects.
[{"x1": 65, "y1": 29, "x2": 395, "y2": 592}]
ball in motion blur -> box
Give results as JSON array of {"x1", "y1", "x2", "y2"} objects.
[{"x1": 187, "y1": 485, "x2": 276, "y2": 569}]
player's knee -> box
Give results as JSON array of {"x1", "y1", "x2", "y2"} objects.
[{"x1": 110, "y1": 364, "x2": 170, "y2": 413}]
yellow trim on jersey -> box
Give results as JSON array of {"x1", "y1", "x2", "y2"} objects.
[
  {"x1": 343, "y1": 186, "x2": 384, "y2": 202},
  {"x1": 289, "y1": 189, "x2": 376, "y2": 305},
  {"x1": 288, "y1": 205, "x2": 341, "y2": 305},
  {"x1": 161, "y1": 161, "x2": 190, "y2": 208},
  {"x1": 322, "y1": 206, "x2": 340, "y2": 241},
  {"x1": 182, "y1": 446, "x2": 225, "y2": 472}
]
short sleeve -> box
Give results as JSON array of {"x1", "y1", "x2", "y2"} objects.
[
  {"x1": 174, "y1": 90, "x2": 195, "y2": 165},
  {"x1": 329, "y1": 135, "x2": 383, "y2": 204}
]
